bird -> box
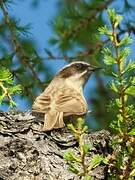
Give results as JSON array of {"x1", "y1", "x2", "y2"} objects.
[{"x1": 32, "y1": 61, "x2": 100, "y2": 131}]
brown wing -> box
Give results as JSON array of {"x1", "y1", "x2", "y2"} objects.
[
  {"x1": 32, "y1": 92, "x2": 51, "y2": 113},
  {"x1": 32, "y1": 82, "x2": 87, "y2": 116},
  {"x1": 32, "y1": 85, "x2": 87, "y2": 131},
  {"x1": 55, "y1": 88, "x2": 88, "y2": 116},
  {"x1": 32, "y1": 78, "x2": 62, "y2": 113},
  {"x1": 43, "y1": 111, "x2": 64, "y2": 131}
]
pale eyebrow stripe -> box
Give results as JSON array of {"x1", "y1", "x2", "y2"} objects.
[{"x1": 58, "y1": 61, "x2": 90, "y2": 73}]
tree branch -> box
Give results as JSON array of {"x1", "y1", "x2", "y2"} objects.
[{"x1": 0, "y1": 1, "x2": 42, "y2": 84}]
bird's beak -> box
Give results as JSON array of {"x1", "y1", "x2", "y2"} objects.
[
  {"x1": 93, "y1": 67, "x2": 102, "y2": 71},
  {"x1": 88, "y1": 65, "x2": 102, "y2": 72}
]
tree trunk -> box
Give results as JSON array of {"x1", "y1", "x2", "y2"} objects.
[{"x1": 0, "y1": 111, "x2": 110, "y2": 180}]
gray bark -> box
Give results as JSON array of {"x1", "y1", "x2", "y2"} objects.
[{"x1": 0, "y1": 111, "x2": 110, "y2": 180}]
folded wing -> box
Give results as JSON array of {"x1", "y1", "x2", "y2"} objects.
[
  {"x1": 32, "y1": 87, "x2": 87, "y2": 131},
  {"x1": 56, "y1": 88, "x2": 87, "y2": 116},
  {"x1": 32, "y1": 92, "x2": 51, "y2": 113}
]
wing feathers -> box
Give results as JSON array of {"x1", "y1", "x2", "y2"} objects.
[
  {"x1": 43, "y1": 111, "x2": 64, "y2": 131},
  {"x1": 32, "y1": 86, "x2": 87, "y2": 131},
  {"x1": 56, "y1": 94, "x2": 87, "y2": 116},
  {"x1": 32, "y1": 93, "x2": 51, "y2": 113}
]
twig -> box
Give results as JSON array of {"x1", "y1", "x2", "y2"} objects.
[
  {"x1": 63, "y1": 0, "x2": 114, "y2": 40},
  {"x1": 0, "y1": 1, "x2": 42, "y2": 84}
]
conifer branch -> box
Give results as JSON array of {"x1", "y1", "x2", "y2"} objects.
[
  {"x1": 64, "y1": 0, "x2": 113, "y2": 40},
  {"x1": 0, "y1": 0, "x2": 42, "y2": 85}
]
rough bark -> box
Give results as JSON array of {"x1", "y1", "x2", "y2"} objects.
[{"x1": 0, "y1": 111, "x2": 110, "y2": 180}]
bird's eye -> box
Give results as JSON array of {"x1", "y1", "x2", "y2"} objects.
[{"x1": 76, "y1": 64, "x2": 81, "y2": 69}]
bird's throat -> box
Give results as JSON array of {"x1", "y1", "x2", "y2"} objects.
[{"x1": 65, "y1": 77, "x2": 84, "y2": 93}]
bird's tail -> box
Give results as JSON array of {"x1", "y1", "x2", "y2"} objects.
[{"x1": 43, "y1": 111, "x2": 65, "y2": 131}]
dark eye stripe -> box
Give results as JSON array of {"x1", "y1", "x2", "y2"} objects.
[{"x1": 75, "y1": 64, "x2": 88, "y2": 70}]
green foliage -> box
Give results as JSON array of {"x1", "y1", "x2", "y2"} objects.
[
  {"x1": 0, "y1": 67, "x2": 22, "y2": 107},
  {"x1": 49, "y1": 0, "x2": 104, "y2": 55},
  {"x1": 128, "y1": 129, "x2": 135, "y2": 136},
  {"x1": 108, "y1": 9, "x2": 123, "y2": 28},
  {"x1": 64, "y1": 118, "x2": 107, "y2": 179},
  {"x1": 1, "y1": 0, "x2": 135, "y2": 177},
  {"x1": 0, "y1": 0, "x2": 51, "y2": 107},
  {"x1": 88, "y1": 154, "x2": 108, "y2": 170},
  {"x1": 1, "y1": 0, "x2": 135, "y2": 130},
  {"x1": 82, "y1": 144, "x2": 91, "y2": 155},
  {"x1": 119, "y1": 33, "x2": 133, "y2": 46},
  {"x1": 99, "y1": 9, "x2": 135, "y2": 179}
]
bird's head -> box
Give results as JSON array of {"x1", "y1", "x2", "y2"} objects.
[{"x1": 56, "y1": 61, "x2": 101, "y2": 88}]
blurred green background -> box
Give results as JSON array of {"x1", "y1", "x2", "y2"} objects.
[{"x1": 0, "y1": 0, "x2": 135, "y2": 129}]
